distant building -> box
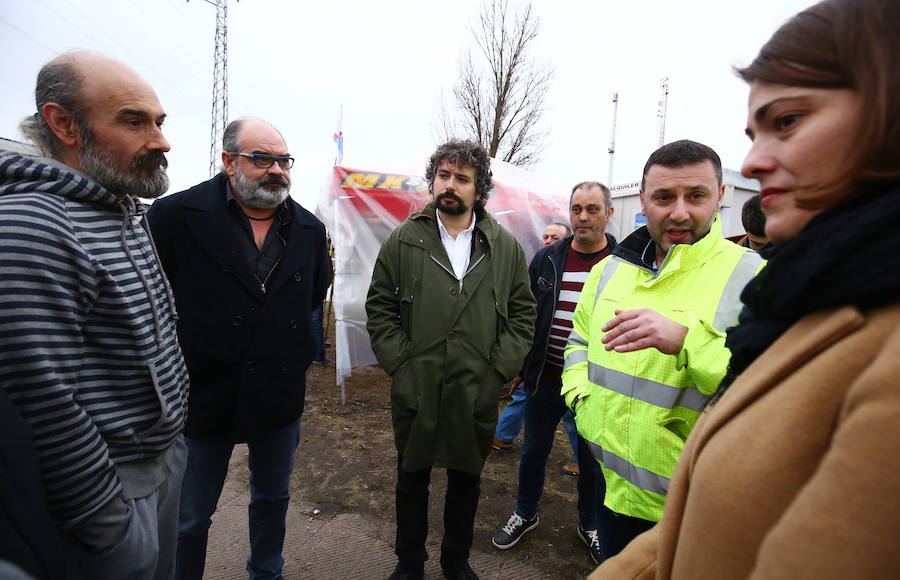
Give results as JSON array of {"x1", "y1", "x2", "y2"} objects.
[
  {"x1": 1, "y1": 137, "x2": 39, "y2": 156},
  {"x1": 609, "y1": 168, "x2": 760, "y2": 238}
]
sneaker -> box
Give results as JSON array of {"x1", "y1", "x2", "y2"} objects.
[
  {"x1": 560, "y1": 463, "x2": 580, "y2": 477},
  {"x1": 491, "y1": 512, "x2": 539, "y2": 549},
  {"x1": 577, "y1": 524, "x2": 602, "y2": 565},
  {"x1": 491, "y1": 438, "x2": 513, "y2": 452}
]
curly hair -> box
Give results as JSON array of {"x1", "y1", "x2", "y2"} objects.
[{"x1": 425, "y1": 140, "x2": 493, "y2": 207}]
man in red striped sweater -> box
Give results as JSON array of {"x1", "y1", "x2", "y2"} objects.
[{"x1": 491, "y1": 182, "x2": 616, "y2": 565}]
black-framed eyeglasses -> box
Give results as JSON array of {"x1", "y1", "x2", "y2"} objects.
[{"x1": 230, "y1": 152, "x2": 294, "y2": 170}]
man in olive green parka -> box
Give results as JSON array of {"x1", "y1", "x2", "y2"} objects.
[{"x1": 366, "y1": 140, "x2": 535, "y2": 580}]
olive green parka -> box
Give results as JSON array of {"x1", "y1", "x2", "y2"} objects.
[{"x1": 366, "y1": 202, "x2": 535, "y2": 475}]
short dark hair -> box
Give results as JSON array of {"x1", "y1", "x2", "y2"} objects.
[
  {"x1": 19, "y1": 58, "x2": 86, "y2": 158},
  {"x1": 425, "y1": 140, "x2": 493, "y2": 206},
  {"x1": 570, "y1": 181, "x2": 612, "y2": 210},
  {"x1": 640, "y1": 140, "x2": 722, "y2": 190},
  {"x1": 548, "y1": 221, "x2": 572, "y2": 236},
  {"x1": 741, "y1": 195, "x2": 766, "y2": 237},
  {"x1": 736, "y1": 0, "x2": 900, "y2": 206}
]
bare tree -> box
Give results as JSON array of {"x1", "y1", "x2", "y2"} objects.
[{"x1": 438, "y1": 0, "x2": 553, "y2": 167}]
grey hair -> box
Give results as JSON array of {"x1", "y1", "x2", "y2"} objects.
[
  {"x1": 19, "y1": 59, "x2": 86, "y2": 157},
  {"x1": 570, "y1": 181, "x2": 612, "y2": 210}
]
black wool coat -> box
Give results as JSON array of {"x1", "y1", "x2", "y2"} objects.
[{"x1": 147, "y1": 173, "x2": 331, "y2": 441}]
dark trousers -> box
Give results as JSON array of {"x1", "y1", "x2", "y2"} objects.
[
  {"x1": 596, "y1": 503, "x2": 655, "y2": 563},
  {"x1": 516, "y1": 375, "x2": 604, "y2": 530},
  {"x1": 394, "y1": 458, "x2": 481, "y2": 567}
]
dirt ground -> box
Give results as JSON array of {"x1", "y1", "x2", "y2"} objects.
[{"x1": 284, "y1": 347, "x2": 597, "y2": 579}]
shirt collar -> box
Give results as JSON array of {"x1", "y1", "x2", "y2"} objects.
[{"x1": 436, "y1": 210, "x2": 475, "y2": 239}]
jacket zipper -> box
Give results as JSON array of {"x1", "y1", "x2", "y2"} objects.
[
  {"x1": 431, "y1": 253, "x2": 485, "y2": 290},
  {"x1": 534, "y1": 251, "x2": 561, "y2": 389},
  {"x1": 254, "y1": 254, "x2": 282, "y2": 294}
]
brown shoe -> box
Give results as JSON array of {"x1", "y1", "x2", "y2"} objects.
[
  {"x1": 560, "y1": 463, "x2": 580, "y2": 477},
  {"x1": 491, "y1": 438, "x2": 513, "y2": 452}
]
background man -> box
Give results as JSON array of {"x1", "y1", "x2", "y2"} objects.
[
  {"x1": 541, "y1": 222, "x2": 569, "y2": 246},
  {"x1": 728, "y1": 194, "x2": 770, "y2": 250},
  {"x1": 491, "y1": 182, "x2": 617, "y2": 565},
  {"x1": 147, "y1": 118, "x2": 331, "y2": 580},
  {"x1": 563, "y1": 141, "x2": 763, "y2": 562},
  {"x1": 366, "y1": 140, "x2": 535, "y2": 580},
  {"x1": 0, "y1": 51, "x2": 188, "y2": 578}
]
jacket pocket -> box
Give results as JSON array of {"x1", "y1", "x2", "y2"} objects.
[
  {"x1": 493, "y1": 286, "x2": 509, "y2": 340},
  {"x1": 399, "y1": 273, "x2": 418, "y2": 344},
  {"x1": 136, "y1": 350, "x2": 183, "y2": 441},
  {"x1": 656, "y1": 415, "x2": 690, "y2": 452}
]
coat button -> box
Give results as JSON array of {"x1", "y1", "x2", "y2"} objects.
[
  {"x1": 294, "y1": 272, "x2": 302, "y2": 281},
  {"x1": 232, "y1": 316, "x2": 243, "y2": 326},
  {"x1": 221, "y1": 265, "x2": 231, "y2": 272},
  {"x1": 280, "y1": 362, "x2": 288, "y2": 372},
  {"x1": 247, "y1": 361, "x2": 255, "y2": 372},
  {"x1": 290, "y1": 319, "x2": 297, "y2": 328},
  {"x1": 449, "y1": 287, "x2": 458, "y2": 296}
]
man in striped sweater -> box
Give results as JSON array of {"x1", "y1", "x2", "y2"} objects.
[
  {"x1": 0, "y1": 51, "x2": 188, "y2": 579},
  {"x1": 491, "y1": 182, "x2": 617, "y2": 565}
]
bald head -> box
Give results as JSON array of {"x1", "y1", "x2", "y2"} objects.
[{"x1": 21, "y1": 51, "x2": 171, "y2": 197}]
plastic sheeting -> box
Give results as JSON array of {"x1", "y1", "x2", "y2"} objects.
[{"x1": 317, "y1": 157, "x2": 601, "y2": 386}]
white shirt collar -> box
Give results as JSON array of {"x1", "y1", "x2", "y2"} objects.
[{"x1": 436, "y1": 210, "x2": 475, "y2": 240}]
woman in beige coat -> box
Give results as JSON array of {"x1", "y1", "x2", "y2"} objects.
[{"x1": 591, "y1": 0, "x2": 900, "y2": 578}]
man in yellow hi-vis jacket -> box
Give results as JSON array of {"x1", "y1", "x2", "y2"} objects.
[{"x1": 562, "y1": 140, "x2": 764, "y2": 563}]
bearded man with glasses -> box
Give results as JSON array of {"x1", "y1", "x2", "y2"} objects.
[{"x1": 147, "y1": 117, "x2": 332, "y2": 580}]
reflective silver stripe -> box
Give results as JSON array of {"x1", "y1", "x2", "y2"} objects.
[
  {"x1": 588, "y1": 363, "x2": 709, "y2": 412},
  {"x1": 569, "y1": 331, "x2": 588, "y2": 347},
  {"x1": 593, "y1": 258, "x2": 622, "y2": 306},
  {"x1": 584, "y1": 439, "x2": 670, "y2": 496},
  {"x1": 712, "y1": 251, "x2": 763, "y2": 331},
  {"x1": 563, "y1": 349, "x2": 589, "y2": 370}
]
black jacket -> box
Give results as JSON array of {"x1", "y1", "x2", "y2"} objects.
[
  {"x1": 519, "y1": 233, "x2": 616, "y2": 394},
  {"x1": 147, "y1": 173, "x2": 331, "y2": 441}
]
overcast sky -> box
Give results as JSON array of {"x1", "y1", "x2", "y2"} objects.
[{"x1": 1, "y1": 0, "x2": 813, "y2": 208}]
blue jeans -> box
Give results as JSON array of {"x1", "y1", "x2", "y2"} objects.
[
  {"x1": 494, "y1": 383, "x2": 527, "y2": 442},
  {"x1": 176, "y1": 420, "x2": 300, "y2": 580},
  {"x1": 515, "y1": 376, "x2": 603, "y2": 529},
  {"x1": 311, "y1": 305, "x2": 325, "y2": 362}
]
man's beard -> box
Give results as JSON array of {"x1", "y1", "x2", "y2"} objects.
[
  {"x1": 233, "y1": 164, "x2": 290, "y2": 209},
  {"x1": 435, "y1": 191, "x2": 472, "y2": 216},
  {"x1": 78, "y1": 127, "x2": 169, "y2": 199}
]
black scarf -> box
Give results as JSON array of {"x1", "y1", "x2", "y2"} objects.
[{"x1": 714, "y1": 183, "x2": 900, "y2": 401}]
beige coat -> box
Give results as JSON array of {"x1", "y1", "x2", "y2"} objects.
[{"x1": 591, "y1": 303, "x2": 900, "y2": 579}]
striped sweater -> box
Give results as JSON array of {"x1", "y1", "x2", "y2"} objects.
[{"x1": 0, "y1": 150, "x2": 188, "y2": 530}]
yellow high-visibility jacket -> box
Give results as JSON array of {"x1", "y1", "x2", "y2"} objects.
[{"x1": 562, "y1": 218, "x2": 763, "y2": 521}]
